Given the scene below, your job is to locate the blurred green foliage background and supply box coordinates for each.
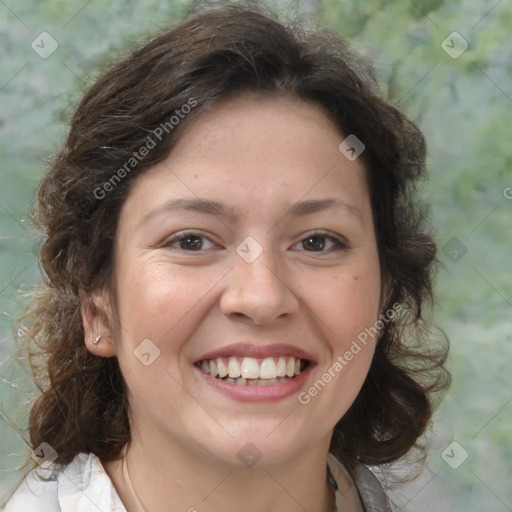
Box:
[0,0,510,510]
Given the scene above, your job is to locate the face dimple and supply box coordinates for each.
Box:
[110,93,382,467]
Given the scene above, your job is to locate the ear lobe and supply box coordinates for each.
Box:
[79,288,117,358]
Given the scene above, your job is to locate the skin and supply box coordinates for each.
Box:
[82,93,382,512]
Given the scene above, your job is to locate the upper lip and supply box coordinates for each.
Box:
[195,342,317,363]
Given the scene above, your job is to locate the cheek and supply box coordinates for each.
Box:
[300,264,381,346]
[113,259,224,353]
[299,268,380,417]
[111,261,221,414]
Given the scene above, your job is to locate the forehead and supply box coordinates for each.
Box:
[122,93,373,226]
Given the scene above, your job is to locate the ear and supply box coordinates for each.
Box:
[79,287,117,358]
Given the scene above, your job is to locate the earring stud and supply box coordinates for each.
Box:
[93,335,102,345]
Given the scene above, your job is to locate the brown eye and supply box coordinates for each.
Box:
[178,234,203,250]
[303,235,326,251]
[162,232,218,251]
[294,232,347,252]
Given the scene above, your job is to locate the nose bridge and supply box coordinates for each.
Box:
[235,237,286,296]
[220,235,298,323]
[239,247,281,290]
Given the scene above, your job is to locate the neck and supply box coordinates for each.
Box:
[106,430,336,512]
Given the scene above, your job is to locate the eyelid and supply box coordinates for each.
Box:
[290,230,349,251]
[159,230,221,250]
[158,229,348,252]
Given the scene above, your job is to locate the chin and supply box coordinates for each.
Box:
[195,426,309,470]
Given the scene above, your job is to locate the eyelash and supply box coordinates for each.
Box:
[161,230,348,253]
[162,231,219,251]
[293,231,348,252]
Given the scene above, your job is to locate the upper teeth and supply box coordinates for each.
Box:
[200,356,303,379]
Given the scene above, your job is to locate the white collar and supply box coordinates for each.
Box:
[57,452,125,511]
[51,451,390,512]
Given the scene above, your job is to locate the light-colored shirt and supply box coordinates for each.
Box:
[1,451,392,511]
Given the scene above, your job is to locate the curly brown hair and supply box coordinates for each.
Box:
[16,2,449,474]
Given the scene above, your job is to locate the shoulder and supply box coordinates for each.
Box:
[1,452,125,512]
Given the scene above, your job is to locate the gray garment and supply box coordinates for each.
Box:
[327,453,393,512]
[2,452,392,511]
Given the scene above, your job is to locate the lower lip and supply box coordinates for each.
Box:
[194,363,315,403]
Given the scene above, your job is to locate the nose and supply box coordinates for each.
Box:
[219,242,300,325]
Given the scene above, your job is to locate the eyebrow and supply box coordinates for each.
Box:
[140,197,361,225]
[286,198,361,219]
[140,198,236,226]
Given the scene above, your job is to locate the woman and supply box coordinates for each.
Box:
[2,3,449,511]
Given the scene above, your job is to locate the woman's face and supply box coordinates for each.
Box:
[104,94,382,467]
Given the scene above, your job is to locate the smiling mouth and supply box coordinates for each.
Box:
[196,356,310,386]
